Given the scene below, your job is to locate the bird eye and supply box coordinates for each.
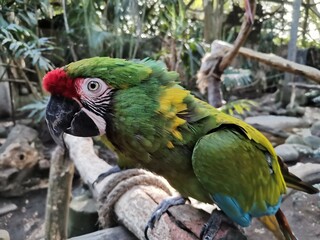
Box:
[87,81,100,91]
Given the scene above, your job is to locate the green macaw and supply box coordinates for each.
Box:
[43,57,318,240]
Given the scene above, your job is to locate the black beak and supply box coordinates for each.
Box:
[46,95,101,147]
[46,95,81,147]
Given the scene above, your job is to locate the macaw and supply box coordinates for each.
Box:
[43,57,318,240]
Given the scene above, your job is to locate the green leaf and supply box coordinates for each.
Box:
[220,99,258,117]
[19,97,49,123]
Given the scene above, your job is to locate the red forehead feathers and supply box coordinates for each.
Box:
[42,68,79,99]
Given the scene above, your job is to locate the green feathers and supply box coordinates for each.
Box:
[65,57,179,89]
[66,57,151,88]
[52,56,317,232]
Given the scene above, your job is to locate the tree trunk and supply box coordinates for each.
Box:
[301,0,310,47]
[203,0,224,43]
[0,59,12,118]
[280,0,302,107]
[203,0,214,43]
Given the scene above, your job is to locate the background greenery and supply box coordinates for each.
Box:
[0,0,319,115]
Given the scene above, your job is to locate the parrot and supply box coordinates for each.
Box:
[43,57,318,240]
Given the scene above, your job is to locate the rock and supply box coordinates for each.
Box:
[0,124,38,154]
[0,229,10,240]
[290,144,314,157]
[288,162,320,183]
[0,127,7,138]
[0,125,41,196]
[285,105,305,117]
[0,142,39,169]
[310,121,320,137]
[313,149,320,163]
[68,192,99,238]
[303,135,320,150]
[69,226,137,240]
[275,144,299,162]
[245,115,309,130]
[303,107,320,123]
[285,134,305,145]
[0,203,18,216]
[275,143,314,162]
[38,159,50,170]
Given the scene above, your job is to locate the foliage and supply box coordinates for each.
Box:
[59,0,206,88]
[0,0,55,71]
[220,99,258,116]
[64,0,166,59]
[156,0,206,88]
[0,24,55,70]
[19,96,49,122]
[1,0,319,119]
[222,67,253,92]
[305,90,320,107]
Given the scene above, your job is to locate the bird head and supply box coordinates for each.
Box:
[43,57,153,146]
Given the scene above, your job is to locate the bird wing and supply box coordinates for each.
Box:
[192,126,285,226]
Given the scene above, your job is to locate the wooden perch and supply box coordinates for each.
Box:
[214,40,320,84]
[64,134,246,240]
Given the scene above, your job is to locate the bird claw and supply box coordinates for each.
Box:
[144,195,188,240]
[200,211,222,240]
[92,165,122,187]
[200,211,243,240]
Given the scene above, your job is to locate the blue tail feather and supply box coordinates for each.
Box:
[212,194,282,227]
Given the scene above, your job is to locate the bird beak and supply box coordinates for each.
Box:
[46,95,81,147]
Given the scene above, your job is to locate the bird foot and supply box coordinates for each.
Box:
[200,211,244,240]
[144,195,188,240]
[92,165,122,186]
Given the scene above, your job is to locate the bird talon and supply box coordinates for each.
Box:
[144,196,188,240]
[200,211,224,240]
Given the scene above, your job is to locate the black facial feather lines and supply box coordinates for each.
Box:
[81,88,113,118]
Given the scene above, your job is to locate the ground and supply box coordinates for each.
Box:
[0,189,47,240]
[0,104,319,239]
[0,186,319,239]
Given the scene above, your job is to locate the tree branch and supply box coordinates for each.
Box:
[218,0,256,71]
[197,0,256,107]
[214,40,320,84]
[44,146,74,240]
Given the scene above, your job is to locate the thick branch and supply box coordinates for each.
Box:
[219,0,256,71]
[214,40,320,84]
[198,1,256,108]
[64,135,246,240]
[44,146,74,240]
